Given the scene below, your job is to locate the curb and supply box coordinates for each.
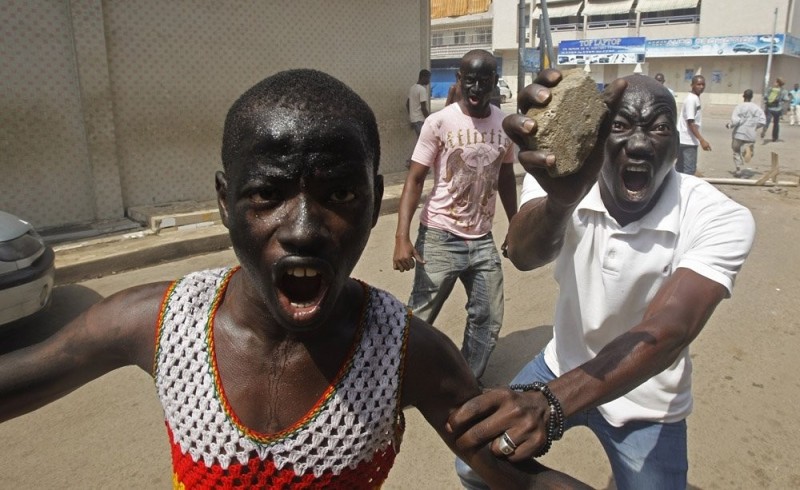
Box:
[52,166,526,284]
[54,195,411,285]
[54,226,232,285]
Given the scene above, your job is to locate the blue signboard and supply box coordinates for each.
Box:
[645,34,785,57]
[556,34,790,65]
[557,37,646,65]
[779,34,800,58]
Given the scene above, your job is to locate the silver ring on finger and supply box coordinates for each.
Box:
[496,431,518,456]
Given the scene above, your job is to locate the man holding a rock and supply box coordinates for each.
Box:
[449,71,754,489]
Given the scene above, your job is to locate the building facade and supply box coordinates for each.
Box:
[1,1,430,230]
[432,0,800,106]
[430,0,498,97]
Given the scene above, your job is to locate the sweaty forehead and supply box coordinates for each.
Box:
[618,78,676,119]
[236,105,370,164]
[461,56,495,75]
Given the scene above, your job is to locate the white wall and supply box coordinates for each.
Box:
[699,0,791,37]
[492,0,527,49]
[0,1,428,228]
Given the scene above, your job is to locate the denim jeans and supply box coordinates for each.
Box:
[455,352,688,490]
[676,144,698,175]
[765,108,782,141]
[408,225,504,379]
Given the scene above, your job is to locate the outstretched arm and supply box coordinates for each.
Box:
[448,269,726,461]
[546,269,725,414]
[451,174,756,459]
[402,316,589,489]
[0,282,167,423]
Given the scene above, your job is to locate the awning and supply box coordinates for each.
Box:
[534,0,583,18]
[635,0,700,13]
[581,0,635,16]
[431,0,491,20]
[431,11,492,26]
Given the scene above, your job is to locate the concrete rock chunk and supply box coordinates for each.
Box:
[525,69,607,177]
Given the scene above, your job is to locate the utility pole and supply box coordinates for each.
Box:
[539,0,555,69]
[518,0,526,98]
[763,7,779,97]
[519,0,555,103]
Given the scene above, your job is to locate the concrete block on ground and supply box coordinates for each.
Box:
[127,200,220,232]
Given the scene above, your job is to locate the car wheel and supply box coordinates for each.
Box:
[501,95,508,103]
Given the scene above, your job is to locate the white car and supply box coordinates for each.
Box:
[497,78,513,103]
[0,211,55,326]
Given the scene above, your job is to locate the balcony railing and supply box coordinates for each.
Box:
[640,14,699,26]
[551,23,582,31]
[542,13,699,31]
[431,42,492,59]
[587,18,635,29]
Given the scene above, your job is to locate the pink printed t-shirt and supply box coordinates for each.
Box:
[411,103,514,239]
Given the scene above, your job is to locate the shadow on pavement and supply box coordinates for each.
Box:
[482,324,554,388]
[0,285,103,355]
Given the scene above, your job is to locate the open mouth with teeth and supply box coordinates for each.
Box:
[621,164,651,199]
[277,266,328,324]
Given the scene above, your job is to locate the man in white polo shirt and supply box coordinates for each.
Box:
[450,72,755,490]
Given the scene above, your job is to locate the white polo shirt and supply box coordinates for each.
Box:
[520,170,755,426]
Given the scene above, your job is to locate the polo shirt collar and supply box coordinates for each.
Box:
[577,169,681,233]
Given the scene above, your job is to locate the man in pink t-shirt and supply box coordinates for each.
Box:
[393,49,517,379]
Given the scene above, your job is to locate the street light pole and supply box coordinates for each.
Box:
[539,0,555,68]
[518,0,526,99]
[763,7,779,97]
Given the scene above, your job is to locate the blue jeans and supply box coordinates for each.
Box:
[408,225,504,379]
[765,108,782,141]
[455,352,688,490]
[676,144,698,175]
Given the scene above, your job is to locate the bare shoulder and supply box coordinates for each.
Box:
[38,280,172,374]
[83,281,172,369]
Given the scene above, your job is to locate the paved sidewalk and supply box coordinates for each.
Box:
[48,169,418,284]
[50,167,528,284]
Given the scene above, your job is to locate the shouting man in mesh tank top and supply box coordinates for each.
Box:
[0,69,588,489]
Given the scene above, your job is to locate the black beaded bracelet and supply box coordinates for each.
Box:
[533,414,553,458]
[510,381,565,456]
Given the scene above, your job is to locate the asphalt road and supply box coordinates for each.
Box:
[1,111,800,488]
